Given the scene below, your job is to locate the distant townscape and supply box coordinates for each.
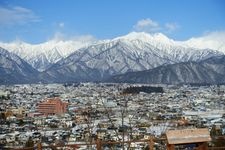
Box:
[0,83,225,149]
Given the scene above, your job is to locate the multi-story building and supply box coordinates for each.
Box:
[37,97,68,115]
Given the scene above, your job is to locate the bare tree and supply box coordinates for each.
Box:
[82,101,95,150]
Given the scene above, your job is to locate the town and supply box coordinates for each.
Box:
[0,83,225,149]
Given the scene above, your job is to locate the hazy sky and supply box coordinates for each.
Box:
[0,0,224,43]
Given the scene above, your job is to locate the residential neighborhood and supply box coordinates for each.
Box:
[0,83,225,149]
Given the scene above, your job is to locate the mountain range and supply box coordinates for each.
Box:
[0,32,225,84]
[109,55,225,84]
[0,37,95,71]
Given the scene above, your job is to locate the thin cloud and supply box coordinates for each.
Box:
[133,18,179,34]
[133,18,161,33]
[59,22,65,28]
[165,23,179,32]
[0,6,40,26]
[51,31,97,42]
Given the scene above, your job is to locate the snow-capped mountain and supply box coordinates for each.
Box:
[0,32,224,83]
[114,32,223,62]
[182,31,225,53]
[0,32,224,73]
[0,38,95,71]
[0,47,39,84]
[44,32,223,82]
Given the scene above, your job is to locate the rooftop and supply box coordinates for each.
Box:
[166,128,211,144]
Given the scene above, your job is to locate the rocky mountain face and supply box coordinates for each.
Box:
[109,55,225,84]
[0,47,40,84]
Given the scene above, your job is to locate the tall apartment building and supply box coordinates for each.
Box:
[37,97,68,115]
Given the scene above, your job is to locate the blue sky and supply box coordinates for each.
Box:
[0,0,224,43]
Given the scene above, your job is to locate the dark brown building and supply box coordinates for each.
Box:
[37,97,68,115]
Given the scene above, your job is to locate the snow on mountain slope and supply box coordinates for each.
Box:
[0,31,223,73]
[0,38,95,71]
[116,32,225,55]
[0,47,39,84]
[114,32,223,62]
[45,39,174,82]
[44,32,223,82]
[115,32,176,47]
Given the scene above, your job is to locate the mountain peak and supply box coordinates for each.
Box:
[152,32,171,42]
[116,32,152,41]
[115,32,174,46]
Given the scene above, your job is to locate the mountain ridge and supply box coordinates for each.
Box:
[0,32,225,84]
[108,55,225,84]
[1,32,224,71]
[0,47,40,84]
[43,34,223,82]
